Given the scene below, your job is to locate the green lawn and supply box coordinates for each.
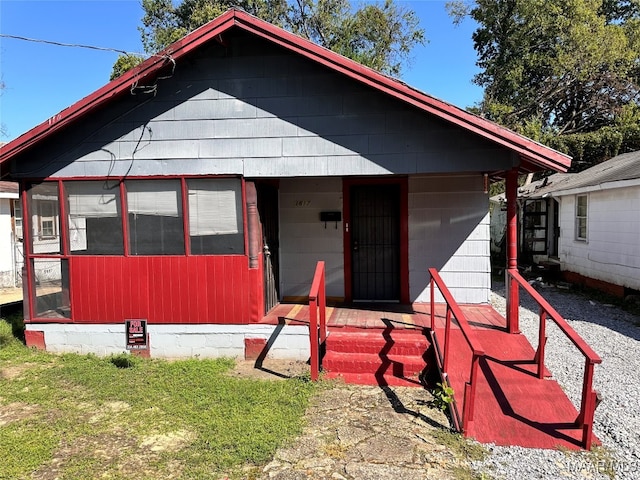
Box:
[0,317,316,480]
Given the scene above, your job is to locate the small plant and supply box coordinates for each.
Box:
[430,381,455,411]
[108,352,138,369]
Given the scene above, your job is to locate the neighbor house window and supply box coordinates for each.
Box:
[65,181,124,255]
[575,194,588,241]
[187,178,244,254]
[13,199,23,241]
[28,182,61,254]
[126,179,184,255]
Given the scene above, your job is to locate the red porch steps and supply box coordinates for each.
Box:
[322,328,430,387]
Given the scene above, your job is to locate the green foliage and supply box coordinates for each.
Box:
[0,311,24,346]
[0,319,14,347]
[0,348,317,479]
[451,0,639,169]
[109,54,145,80]
[134,0,425,77]
[430,381,455,411]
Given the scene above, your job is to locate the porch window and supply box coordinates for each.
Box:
[126,180,184,255]
[187,178,244,254]
[575,195,588,241]
[32,258,71,319]
[28,183,61,254]
[65,181,124,255]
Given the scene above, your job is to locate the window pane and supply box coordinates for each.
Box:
[577,218,587,239]
[28,183,61,254]
[127,180,184,255]
[577,196,587,216]
[13,200,23,240]
[188,178,244,254]
[66,181,124,255]
[32,258,71,319]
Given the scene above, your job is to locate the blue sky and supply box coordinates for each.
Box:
[0,0,482,142]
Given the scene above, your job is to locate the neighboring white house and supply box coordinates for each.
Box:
[0,181,21,288]
[492,151,640,296]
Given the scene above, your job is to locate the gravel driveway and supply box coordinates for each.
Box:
[473,281,640,480]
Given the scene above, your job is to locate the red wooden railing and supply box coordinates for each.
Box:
[429,268,485,433]
[508,270,602,449]
[309,261,327,381]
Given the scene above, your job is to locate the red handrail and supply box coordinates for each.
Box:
[429,268,485,433]
[508,269,602,449]
[309,261,327,381]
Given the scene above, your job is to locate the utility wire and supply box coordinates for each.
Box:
[0,33,147,57]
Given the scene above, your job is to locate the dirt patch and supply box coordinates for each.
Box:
[140,429,195,452]
[0,402,39,426]
[32,428,194,480]
[226,359,311,380]
[0,362,41,380]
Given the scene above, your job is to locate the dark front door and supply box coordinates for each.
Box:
[350,184,400,301]
[257,184,279,313]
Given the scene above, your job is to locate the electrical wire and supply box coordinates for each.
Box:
[0,33,147,58]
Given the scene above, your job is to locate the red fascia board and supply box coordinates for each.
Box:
[0,10,237,165]
[0,8,571,173]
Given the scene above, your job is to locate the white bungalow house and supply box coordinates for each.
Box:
[0,181,22,288]
[493,150,640,297]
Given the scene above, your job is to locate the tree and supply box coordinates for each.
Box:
[110,54,145,81]
[112,0,424,79]
[448,0,640,136]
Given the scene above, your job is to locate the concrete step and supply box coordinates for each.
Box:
[323,371,424,387]
[322,351,428,377]
[325,330,429,356]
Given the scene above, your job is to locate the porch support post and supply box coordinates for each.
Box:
[506,168,520,334]
[246,182,260,269]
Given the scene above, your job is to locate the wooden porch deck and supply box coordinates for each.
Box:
[261,302,594,450]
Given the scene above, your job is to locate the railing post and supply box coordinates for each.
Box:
[430,278,435,330]
[443,307,452,373]
[463,353,481,431]
[536,308,547,379]
[578,359,597,450]
[319,268,326,343]
[309,297,319,381]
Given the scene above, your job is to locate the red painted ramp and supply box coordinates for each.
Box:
[439,326,597,450]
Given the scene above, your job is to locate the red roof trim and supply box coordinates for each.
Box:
[0,8,570,172]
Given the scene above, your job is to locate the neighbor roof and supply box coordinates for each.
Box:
[0,8,571,176]
[521,150,640,198]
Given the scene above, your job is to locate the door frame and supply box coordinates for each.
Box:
[343,177,409,304]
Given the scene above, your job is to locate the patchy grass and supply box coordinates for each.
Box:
[0,321,316,480]
[431,429,487,463]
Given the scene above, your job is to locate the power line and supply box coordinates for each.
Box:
[0,33,147,57]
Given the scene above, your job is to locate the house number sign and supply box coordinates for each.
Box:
[125,319,148,350]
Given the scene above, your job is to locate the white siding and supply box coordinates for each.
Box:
[558,186,640,290]
[409,175,490,304]
[0,199,14,286]
[279,178,344,299]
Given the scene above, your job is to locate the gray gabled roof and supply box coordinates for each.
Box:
[519,150,640,199]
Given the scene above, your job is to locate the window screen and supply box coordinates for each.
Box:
[187,178,244,254]
[32,258,71,319]
[66,181,124,255]
[127,180,184,255]
[28,183,61,254]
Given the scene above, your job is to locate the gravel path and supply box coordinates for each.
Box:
[472,281,640,480]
